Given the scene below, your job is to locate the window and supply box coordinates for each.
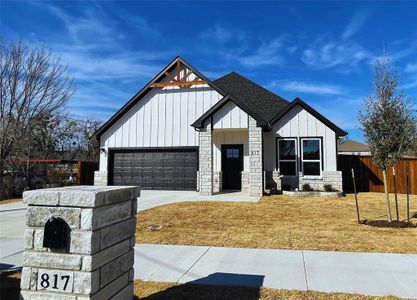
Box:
[278,139,297,176]
[301,138,321,176]
[226,148,239,159]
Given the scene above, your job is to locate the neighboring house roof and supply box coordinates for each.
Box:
[269,97,348,137]
[95,56,226,140]
[338,140,370,152]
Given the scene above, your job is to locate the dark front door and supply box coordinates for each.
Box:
[221,144,244,190]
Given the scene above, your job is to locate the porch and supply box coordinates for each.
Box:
[198,116,263,197]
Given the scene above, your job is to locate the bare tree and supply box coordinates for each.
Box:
[359,51,417,223]
[0,39,74,195]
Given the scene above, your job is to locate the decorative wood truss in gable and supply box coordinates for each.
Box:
[151,60,208,88]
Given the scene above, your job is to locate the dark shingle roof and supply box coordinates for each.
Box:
[213,72,289,123]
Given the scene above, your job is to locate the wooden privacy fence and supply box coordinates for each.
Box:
[77,161,98,185]
[338,155,417,195]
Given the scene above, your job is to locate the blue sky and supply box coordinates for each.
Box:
[2,1,417,141]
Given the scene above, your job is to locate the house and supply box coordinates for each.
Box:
[338,140,371,156]
[94,57,347,196]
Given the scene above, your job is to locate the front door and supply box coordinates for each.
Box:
[221,144,244,190]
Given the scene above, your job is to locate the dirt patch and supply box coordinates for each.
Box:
[365,220,417,228]
[0,271,21,300]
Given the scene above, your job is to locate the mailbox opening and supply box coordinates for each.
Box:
[43,217,70,250]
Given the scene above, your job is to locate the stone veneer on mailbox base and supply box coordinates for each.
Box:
[20,186,139,300]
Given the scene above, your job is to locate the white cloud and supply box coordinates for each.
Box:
[268,80,345,95]
[301,38,370,71]
[232,37,287,67]
[200,24,246,44]
[401,78,417,89]
[301,11,373,72]
[405,62,417,73]
[341,11,371,40]
[24,1,170,120]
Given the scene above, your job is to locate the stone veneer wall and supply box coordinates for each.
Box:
[213,171,222,193]
[94,171,108,186]
[199,120,213,195]
[299,171,343,191]
[20,186,139,300]
[264,170,281,194]
[241,171,250,193]
[248,117,263,197]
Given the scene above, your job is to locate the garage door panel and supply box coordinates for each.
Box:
[110,149,197,190]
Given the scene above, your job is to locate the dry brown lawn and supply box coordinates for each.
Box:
[0,198,21,205]
[136,192,417,254]
[133,280,401,300]
[0,273,402,300]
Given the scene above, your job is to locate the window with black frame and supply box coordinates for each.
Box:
[278,139,297,176]
[301,138,321,176]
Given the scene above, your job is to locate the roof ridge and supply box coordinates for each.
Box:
[214,72,289,104]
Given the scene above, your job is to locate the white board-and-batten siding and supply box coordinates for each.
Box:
[263,104,337,172]
[213,101,248,129]
[99,85,222,171]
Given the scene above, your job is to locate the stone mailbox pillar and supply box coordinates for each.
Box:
[20,186,140,300]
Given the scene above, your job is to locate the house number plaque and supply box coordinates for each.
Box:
[251,150,260,155]
[37,269,74,293]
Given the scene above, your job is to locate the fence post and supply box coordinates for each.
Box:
[393,167,399,221]
[406,166,410,223]
[352,169,361,224]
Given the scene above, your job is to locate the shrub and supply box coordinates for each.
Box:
[302,183,313,191]
[323,184,333,192]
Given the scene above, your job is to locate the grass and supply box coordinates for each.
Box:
[133,280,402,299]
[0,198,21,205]
[0,272,402,300]
[136,192,417,254]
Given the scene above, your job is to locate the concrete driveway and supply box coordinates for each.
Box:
[0,201,26,271]
[138,190,199,211]
[138,190,261,212]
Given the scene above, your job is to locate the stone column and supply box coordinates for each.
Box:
[198,120,213,195]
[94,171,108,186]
[213,171,222,194]
[248,116,263,197]
[20,186,139,300]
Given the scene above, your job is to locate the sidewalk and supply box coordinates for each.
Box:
[135,244,417,299]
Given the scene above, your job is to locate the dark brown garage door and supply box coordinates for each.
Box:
[109,148,198,190]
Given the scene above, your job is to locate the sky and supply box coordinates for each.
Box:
[1,1,417,141]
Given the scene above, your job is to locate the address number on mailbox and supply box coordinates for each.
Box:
[37,269,74,293]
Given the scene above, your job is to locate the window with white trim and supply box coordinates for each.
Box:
[278,138,297,176]
[301,138,321,176]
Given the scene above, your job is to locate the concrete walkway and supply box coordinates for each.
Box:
[135,244,417,299]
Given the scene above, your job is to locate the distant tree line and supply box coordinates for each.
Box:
[0,39,101,196]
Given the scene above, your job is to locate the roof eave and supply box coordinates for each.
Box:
[191,95,269,130]
[269,97,348,137]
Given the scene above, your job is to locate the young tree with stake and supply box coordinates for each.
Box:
[359,52,416,223]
